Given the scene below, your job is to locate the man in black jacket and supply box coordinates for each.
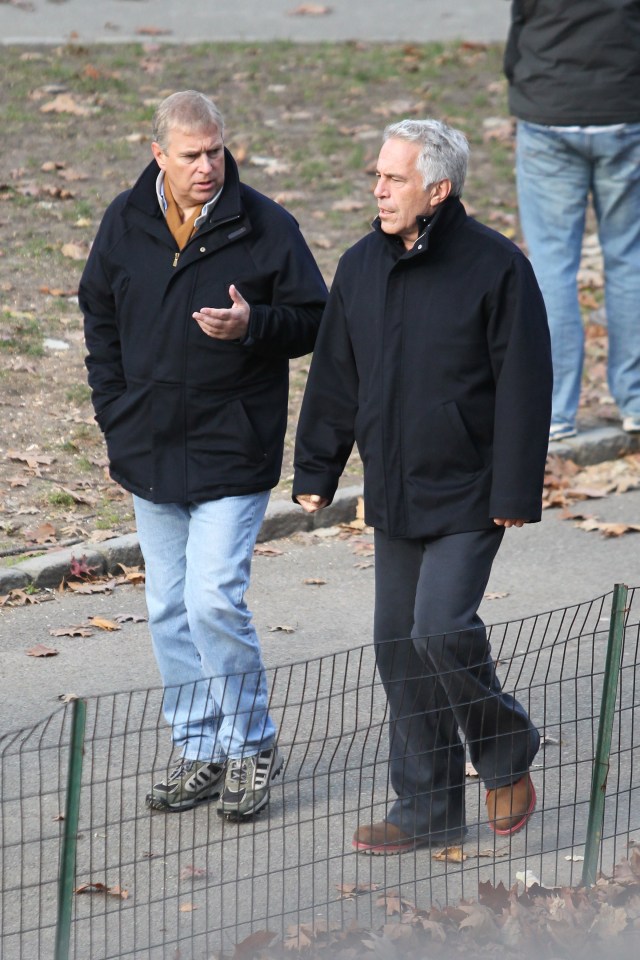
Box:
[81,90,327,818]
[294,119,552,854]
[505,0,640,441]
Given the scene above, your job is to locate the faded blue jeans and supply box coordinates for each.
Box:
[516,120,640,430]
[133,492,275,762]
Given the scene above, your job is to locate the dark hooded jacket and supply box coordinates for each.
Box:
[80,150,327,503]
[293,197,552,539]
[505,0,640,125]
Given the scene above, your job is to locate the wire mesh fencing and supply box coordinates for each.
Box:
[1,586,639,959]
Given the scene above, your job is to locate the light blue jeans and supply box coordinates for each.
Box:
[516,120,640,429]
[133,492,275,762]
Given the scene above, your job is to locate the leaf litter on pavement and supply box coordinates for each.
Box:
[544,453,640,536]
[231,846,640,958]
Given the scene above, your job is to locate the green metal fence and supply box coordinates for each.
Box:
[1,586,638,959]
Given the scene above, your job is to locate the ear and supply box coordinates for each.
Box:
[151,140,166,170]
[429,178,453,207]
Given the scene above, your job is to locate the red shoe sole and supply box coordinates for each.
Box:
[488,775,537,836]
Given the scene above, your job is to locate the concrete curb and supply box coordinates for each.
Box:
[0,485,364,593]
[1,427,638,594]
[546,425,640,466]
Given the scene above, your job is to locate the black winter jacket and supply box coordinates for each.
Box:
[293,198,552,539]
[81,151,327,503]
[505,0,640,125]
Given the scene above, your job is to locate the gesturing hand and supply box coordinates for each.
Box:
[193,284,250,341]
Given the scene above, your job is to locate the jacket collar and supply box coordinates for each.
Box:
[373,195,466,257]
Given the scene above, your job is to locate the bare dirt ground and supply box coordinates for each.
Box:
[0,40,611,563]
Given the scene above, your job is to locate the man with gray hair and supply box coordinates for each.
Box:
[81,90,327,819]
[294,119,552,853]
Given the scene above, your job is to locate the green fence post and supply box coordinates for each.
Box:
[54,697,87,960]
[582,583,628,887]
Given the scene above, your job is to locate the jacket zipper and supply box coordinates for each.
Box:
[171,213,242,269]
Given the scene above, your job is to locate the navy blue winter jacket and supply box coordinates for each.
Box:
[81,150,327,503]
[293,197,552,539]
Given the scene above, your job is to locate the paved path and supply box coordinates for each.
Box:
[1,0,510,44]
[2,483,640,733]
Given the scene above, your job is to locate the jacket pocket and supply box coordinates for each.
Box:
[100,386,153,490]
[408,400,484,483]
[187,393,268,482]
[441,401,484,475]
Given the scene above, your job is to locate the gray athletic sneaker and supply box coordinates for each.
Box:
[146,758,226,812]
[217,746,284,820]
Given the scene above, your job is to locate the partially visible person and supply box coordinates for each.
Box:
[293,118,552,854]
[505,0,640,441]
[80,90,327,819]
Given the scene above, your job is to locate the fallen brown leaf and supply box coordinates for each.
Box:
[8,450,55,472]
[65,579,117,594]
[24,521,57,544]
[575,517,640,537]
[88,616,121,632]
[179,865,208,881]
[351,539,375,556]
[233,930,278,959]
[0,589,43,607]
[433,845,467,863]
[375,891,415,915]
[58,168,88,182]
[88,529,117,542]
[117,563,145,584]
[26,644,59,658]
[40,93,97,117]
[337,881,379,899]
[254,544,284,556]
[49,626,94,638]
[61,242,89,261]
[135,26,173,36]
[284,926,313,951]
[39,285,78,297]
[288,3,333,15]
[75,882,129,899]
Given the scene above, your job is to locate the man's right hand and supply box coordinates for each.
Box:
[296,494,329,514]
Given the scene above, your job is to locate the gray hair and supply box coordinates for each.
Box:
[383,119,469,197]
[152,90,225,153]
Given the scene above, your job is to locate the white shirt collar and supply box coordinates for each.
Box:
[155,171,223,228]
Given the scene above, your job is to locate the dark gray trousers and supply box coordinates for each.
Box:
[373,527,540,841]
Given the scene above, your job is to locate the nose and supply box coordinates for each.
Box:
[198,151,214,173]
[374,177,386,199]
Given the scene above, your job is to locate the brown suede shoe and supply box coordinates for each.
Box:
[352,820,420,855]
[486,774,536,835]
